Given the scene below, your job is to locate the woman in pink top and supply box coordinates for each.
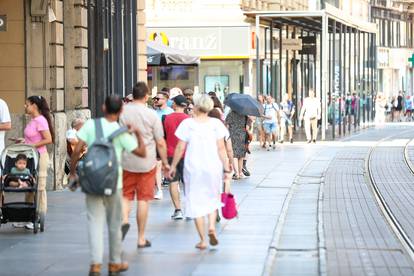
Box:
[16,96,53,229]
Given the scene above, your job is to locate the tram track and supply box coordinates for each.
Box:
[366,129,414,266]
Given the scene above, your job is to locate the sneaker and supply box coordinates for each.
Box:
[279,140,284,144]
[313,139,316,143]
[242,166,250,177]
[154,189,163,200]
[171,210,184,220]
[162,178,170,187]
[307,140,312,144]
[272,144,276,150]
[12,222,26,228]
[290,138,293,144]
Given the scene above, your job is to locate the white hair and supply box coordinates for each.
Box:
[193,94,214,113]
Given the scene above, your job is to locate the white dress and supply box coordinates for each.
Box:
[175,118,229,218]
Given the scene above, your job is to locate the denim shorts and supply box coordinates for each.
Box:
[263,122,278,134]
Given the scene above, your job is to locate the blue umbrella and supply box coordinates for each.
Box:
[224,93,264,117]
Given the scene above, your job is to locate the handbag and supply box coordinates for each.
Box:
[221,192,238,220]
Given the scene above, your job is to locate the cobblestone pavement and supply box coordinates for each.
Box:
[3,124,414,276]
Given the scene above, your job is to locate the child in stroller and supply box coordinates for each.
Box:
[4,154,33,189]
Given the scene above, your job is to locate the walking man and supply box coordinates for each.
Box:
[262,96,280,150]
[163,95,189,220]
[69,95,146,276]
[154,91,174,199]
[120,82,170,248]
[0,98,11,154]
[299,90,321,143]
[279,94,295,143]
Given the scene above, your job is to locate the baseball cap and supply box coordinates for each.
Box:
[173,95,188,107]
[170,87,183,99]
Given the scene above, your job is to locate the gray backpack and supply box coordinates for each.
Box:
[78,119,128,195]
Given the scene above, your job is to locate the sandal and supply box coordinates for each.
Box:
[232,174,239,180]
[208,231,219,246]
[137,240,151,248]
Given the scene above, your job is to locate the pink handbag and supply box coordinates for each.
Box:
[221,192,238,220]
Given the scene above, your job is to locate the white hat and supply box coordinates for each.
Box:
[169,87,183,99]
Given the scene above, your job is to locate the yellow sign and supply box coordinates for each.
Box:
[149,32,169,46]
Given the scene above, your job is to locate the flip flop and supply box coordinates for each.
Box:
[137,240,151,248]
[208,232,219,246]
[195,242,207,250]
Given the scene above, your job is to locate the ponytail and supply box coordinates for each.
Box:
[27,96,55,143]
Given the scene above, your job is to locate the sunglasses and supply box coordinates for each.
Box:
[153,97,164,101]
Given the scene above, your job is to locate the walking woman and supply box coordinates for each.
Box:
[225,110,248,180]
[168,94,231,250]
[19,96,53,229]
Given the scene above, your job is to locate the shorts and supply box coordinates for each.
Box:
[123,167,156,201]
[263,122,278,134]
[281,117,293,127]
[168,157,184,183]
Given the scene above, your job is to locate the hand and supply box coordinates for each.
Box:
[68,174,79,192]
[162,162,171,176]
[167,167,176,180]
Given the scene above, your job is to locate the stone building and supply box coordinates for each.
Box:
[0,0,147,189]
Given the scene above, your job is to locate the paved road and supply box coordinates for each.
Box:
[0,142,321,276]
[3,124,414,276]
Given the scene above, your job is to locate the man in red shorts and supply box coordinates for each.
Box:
[120,82,169,248]
[163,95,189,220]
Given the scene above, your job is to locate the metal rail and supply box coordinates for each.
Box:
[365,131,414,265]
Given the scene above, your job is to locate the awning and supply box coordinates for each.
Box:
[147,41,200,66]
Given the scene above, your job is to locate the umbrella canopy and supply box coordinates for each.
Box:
[147,41,200,66]
[224,93,264,117]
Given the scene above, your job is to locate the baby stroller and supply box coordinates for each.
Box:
[0,144,44,233]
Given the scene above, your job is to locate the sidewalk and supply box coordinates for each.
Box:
[0,142,322,276]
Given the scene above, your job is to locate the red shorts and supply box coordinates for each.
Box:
[123,168,156,201]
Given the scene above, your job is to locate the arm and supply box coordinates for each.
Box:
[156,138,169,170]
[217,138,230,172]
[225,138,234,171]
[299,101,306,120]
[317,101,321,119]
[171,140,186,169]
[131,129,146,157]
[0,122,11,131]
[32,130,53,148]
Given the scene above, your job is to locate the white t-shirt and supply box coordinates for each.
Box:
[0,99,11,154]
[263,103,279,124]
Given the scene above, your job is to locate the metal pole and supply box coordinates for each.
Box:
[339,23,342,136]
[256,15,260,96]
[264,28,268,94]
[286,25,289,102]
[321,15,328,140]
[279,26,283,102]
[270,24,274,97]
[301,29,304,125]
[332,20,336,140]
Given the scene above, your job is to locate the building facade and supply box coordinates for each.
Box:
[146,0,308,99]
[371,0,414,98]
[0,0,146,189]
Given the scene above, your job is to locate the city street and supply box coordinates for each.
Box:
[1,124,414,275]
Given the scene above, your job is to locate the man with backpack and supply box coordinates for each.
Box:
[69,95,146,276]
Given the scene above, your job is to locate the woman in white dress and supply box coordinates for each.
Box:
[168,94,232,250]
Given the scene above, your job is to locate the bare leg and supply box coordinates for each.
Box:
[238,158,243,178]
[233,158,239,177]
[194,217,207,249]
[288,126,293,140]
[122,197,131,225]
[156,161,162,192]
[137,200,149,245]
[169,181,181,210]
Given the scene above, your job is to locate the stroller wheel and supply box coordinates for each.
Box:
[39,212,45,233]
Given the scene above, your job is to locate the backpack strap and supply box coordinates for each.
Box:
[95,119,104,140]
[107,126,129,142]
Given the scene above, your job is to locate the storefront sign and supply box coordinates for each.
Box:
[274,38,303,51]
[147,26,250,58]
[0,15,7,32]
